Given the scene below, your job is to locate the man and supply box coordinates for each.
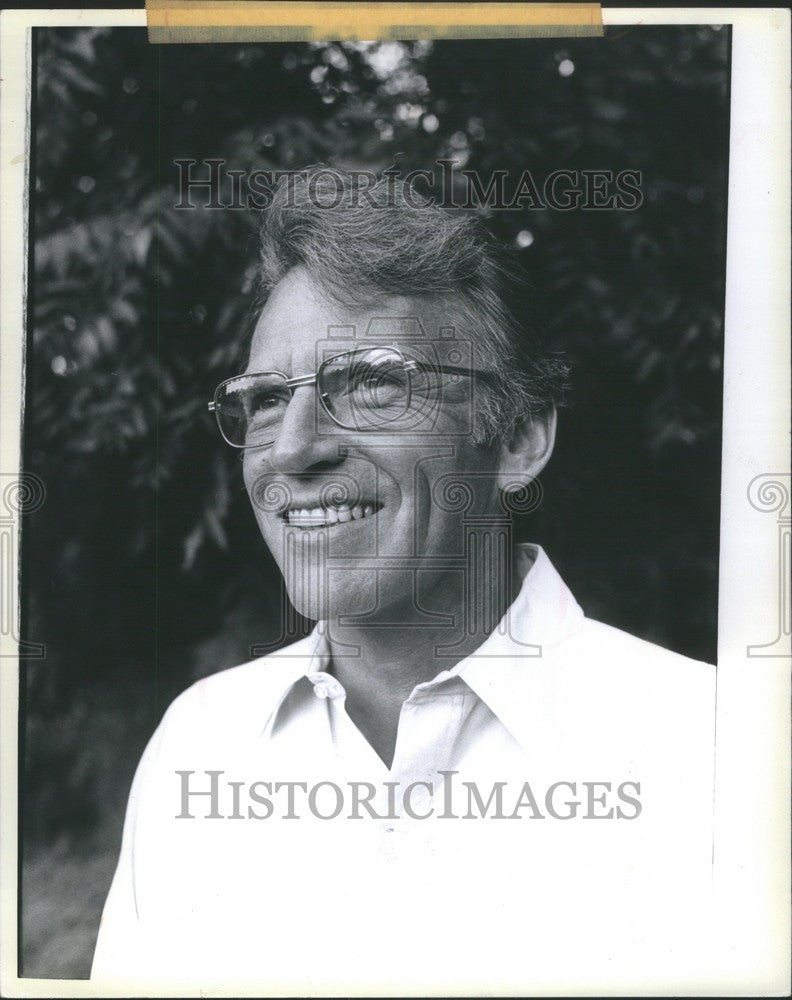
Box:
[92,169,717,993]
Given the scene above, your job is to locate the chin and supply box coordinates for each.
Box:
[283,573,373,623]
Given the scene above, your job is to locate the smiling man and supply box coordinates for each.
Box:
[92,169,718,993]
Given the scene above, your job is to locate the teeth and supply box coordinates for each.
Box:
[291,510,323,525]
[284,503,379,528]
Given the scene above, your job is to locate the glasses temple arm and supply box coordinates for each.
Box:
[407,361,498,385]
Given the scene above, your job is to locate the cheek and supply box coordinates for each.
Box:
[419,446,501,524]
[243,461,282,527]
[242,460,258,507]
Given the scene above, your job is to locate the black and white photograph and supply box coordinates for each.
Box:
[0,3,789,996]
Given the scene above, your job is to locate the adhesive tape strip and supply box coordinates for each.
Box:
[146,1,604,44]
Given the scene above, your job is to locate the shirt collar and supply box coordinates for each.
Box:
[454,544,585,752]
[265,544,585,750]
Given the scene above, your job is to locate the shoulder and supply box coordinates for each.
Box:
[567,615,716,732]
[579,616,714,677]
[155,633,315,748]
[521,545,714,698]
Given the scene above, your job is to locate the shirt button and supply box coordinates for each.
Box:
[313,678,343,699]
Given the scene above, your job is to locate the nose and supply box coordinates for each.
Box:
[265,385,342,474]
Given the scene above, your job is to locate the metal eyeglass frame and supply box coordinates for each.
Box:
[207,347,497,449]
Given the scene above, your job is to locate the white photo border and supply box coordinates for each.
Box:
[0,6,789,997]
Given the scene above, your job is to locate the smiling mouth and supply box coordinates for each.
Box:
[280,502,382,530]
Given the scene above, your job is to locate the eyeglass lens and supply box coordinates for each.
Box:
[318,348,411,430]
[216,348,413,447]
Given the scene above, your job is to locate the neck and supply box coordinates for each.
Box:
[324,545,524,766]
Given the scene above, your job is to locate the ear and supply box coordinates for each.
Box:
[496,407,557,492]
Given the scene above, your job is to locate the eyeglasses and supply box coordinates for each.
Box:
[208,346,495,449]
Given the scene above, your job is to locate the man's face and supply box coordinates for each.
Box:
[242,266,507,622]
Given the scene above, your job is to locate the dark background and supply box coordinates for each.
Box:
[21,25,729,977]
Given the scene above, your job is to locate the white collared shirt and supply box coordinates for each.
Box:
[92,546,717,995]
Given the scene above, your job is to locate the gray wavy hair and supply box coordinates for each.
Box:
[256,165,570,445]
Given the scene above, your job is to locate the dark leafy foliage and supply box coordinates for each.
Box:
[23,27,728,855]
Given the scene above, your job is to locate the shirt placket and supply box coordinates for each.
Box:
[305,669,470,862]
[377,684,467,862]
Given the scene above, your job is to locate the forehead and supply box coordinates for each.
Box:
[247,266,462,373]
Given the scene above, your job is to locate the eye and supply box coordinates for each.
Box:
[346,366,406,408]
[251,391,283,411]
[354,367,400,389]
[242,384,289,424]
